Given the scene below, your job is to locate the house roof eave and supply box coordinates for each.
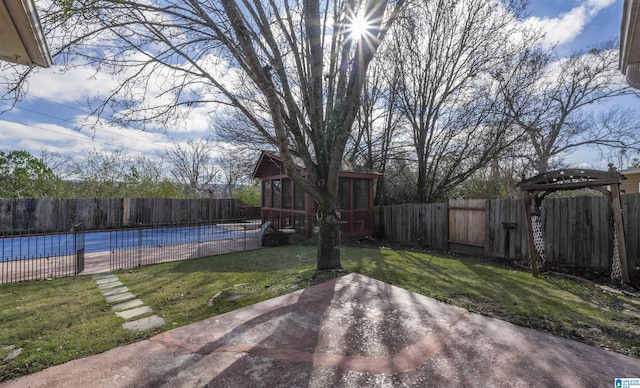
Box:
[620,0,640,88]
[0,0,52,68]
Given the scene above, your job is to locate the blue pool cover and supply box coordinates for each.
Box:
[1,224,244,262]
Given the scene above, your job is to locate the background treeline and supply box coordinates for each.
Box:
[0,146,260,205]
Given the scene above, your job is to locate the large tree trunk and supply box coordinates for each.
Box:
[535,158,549,175]
[417,155,428,203]
[374,176,386,206]
[316,201,342,270]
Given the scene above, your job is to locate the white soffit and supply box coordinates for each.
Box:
[0,0,52,67]
[621,0,640,88]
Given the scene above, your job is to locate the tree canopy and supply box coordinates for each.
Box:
[12,0,405,269]
[0,150,61,198]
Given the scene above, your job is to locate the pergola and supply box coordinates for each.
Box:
[518,165,631,284]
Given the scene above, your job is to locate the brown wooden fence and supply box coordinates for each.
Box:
[380,203,448,250]
[378,194,640,274]
[448,199,486,256]
[0,198,242,232]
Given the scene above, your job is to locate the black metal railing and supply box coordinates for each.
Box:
[0,223,84,284]
[0,219,261,284]
[108,219,260,271]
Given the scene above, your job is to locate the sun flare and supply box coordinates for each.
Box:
[348,10,372,41]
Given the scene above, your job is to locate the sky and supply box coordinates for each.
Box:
[0,0,631,171]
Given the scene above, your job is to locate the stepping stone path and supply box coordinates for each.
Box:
[92,274,165,331]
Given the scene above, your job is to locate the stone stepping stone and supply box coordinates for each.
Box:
[92,274,165,331]
[98,280,123,289]
[96,277,119,286]
[92,274,116,280]
[101,286,129,297]
[116,306,152,320]
[122,315,165,331]
[111,299,144,311]
[106,292,135,303]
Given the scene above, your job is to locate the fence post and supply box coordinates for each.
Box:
[137,226,142,267]
[611,184,630,283]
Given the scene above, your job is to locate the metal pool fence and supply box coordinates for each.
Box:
[0,219,262,284]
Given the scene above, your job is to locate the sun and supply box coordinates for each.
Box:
[348,10,372,41]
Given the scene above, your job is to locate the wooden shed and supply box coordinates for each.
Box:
[251,151,380,239]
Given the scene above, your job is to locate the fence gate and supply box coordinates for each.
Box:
[448,199,486,255]
[74,225,85,274]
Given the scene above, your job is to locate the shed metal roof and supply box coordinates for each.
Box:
[252,151,381,179]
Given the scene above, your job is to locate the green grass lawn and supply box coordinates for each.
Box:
[1,245,639,381]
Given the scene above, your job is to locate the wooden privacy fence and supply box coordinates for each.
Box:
[380,203,448,250]
[448,199,486,256]
[378,194,640,272]
[0,198,241,232]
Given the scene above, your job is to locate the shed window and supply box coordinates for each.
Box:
[262,180,271,207]
[272,179,281,208]
[283,178,292,209]
[339,178,351,210]
[354,179,369,209]
[294,184,305,210]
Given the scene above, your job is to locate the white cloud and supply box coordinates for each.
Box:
[586,0,616,8]
[0,118,173,158]
[23,65,120,104]
[523,0,616,47]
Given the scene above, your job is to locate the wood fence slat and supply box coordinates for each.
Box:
[624,195,639,267]
[378,193,639,275]
[0,198,241,232]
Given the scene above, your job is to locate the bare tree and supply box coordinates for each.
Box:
[164,139,219,197]
[495,40,640,174]
[39,148,73,179]
[129,155,165,184]
[68,146,131,197]
[216,148,256,198]
[124,154,183,197]
[346,50,404,205]
[389,0,530,203]
[8,0,404,269]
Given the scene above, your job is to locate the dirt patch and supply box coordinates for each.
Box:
[208,284,253,306]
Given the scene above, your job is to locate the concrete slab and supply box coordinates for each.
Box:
[100,286,129,297]
[116,306,153,320]
[2,273,639,388]
[111,299,144,311]
[105,292,135,304]
[97,280,123,289]
[122,315,165,331]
